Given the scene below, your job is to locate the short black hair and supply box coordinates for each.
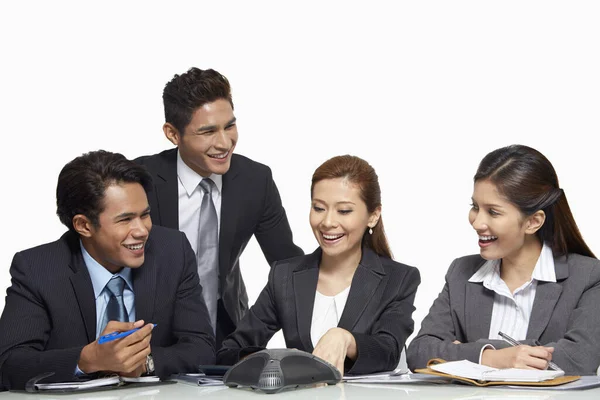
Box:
[56,150,153,231]
[163,67,233,134]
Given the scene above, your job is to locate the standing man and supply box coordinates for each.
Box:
[0,151,214,390]
[135,68,303,346]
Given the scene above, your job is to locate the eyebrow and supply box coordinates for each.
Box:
[312,199,356,206]
[196,117,237,133]
[114,206,151,220]
[471,198,504,208]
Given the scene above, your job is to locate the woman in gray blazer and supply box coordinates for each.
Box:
[407,144,599,375]
[217,155,420,375]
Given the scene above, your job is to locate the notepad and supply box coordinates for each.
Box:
[430,360,564,382]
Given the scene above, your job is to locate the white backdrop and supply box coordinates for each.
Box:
[1,1,599,349]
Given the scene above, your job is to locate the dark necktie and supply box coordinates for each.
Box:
[99,276,128,335]
[197,178,219,333]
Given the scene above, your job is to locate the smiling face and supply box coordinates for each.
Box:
[310,178,380,261]
[79,182,152,273]
[469,179,539,261]
[165,98,238,177]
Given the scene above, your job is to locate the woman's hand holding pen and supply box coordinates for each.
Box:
[78,320,154,376]
[482,345,554,370]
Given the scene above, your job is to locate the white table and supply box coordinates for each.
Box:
[1,381,600,400]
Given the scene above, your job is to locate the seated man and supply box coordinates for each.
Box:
[0,150,215,390]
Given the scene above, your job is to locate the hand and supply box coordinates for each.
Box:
[312,328,356,376]
[453,340,462,344]
[119,362,147,378]
[79,320,154,375]
[482,345,554,370]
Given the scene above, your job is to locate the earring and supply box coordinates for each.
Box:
[369,227,373,235]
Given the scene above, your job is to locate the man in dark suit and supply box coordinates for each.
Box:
[0,151,215,390]
[135,68,303,346]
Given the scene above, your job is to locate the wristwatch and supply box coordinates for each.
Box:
[145,354,155,375]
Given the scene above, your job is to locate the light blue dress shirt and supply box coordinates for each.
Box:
[76,241,136,375]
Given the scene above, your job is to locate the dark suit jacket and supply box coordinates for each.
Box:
[407,253,600,375]
[0,226,215,390]
[135,149,303,329]
[216,247,421,375]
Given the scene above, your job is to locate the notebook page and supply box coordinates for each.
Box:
[430,360,497,380]
[430,360,565,382]
[483,368,564,382]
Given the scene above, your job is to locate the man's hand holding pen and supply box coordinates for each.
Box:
[78,320,154,377]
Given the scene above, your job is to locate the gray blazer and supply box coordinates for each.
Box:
[407,253,600,375]
[217,247,421,375]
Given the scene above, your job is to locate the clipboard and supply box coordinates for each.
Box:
[414,358,581,387]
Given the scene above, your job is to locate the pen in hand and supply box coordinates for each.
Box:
[98,324,157,344]
[497,331,562,371]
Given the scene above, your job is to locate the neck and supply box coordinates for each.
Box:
[319,247,362,277]
[500,237,543,283]
[81,237,123,274]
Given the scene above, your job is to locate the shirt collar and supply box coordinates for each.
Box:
[176,149,223,197]
[80,241,134,299]
[468,242,557,284]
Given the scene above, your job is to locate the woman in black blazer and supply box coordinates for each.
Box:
[217,155,420,375]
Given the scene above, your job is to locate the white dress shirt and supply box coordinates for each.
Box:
[310,286,351,348]
[176,150,223,255]
[469,242,557,342]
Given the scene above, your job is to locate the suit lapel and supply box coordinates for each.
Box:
[526,255,568,340]
[154,150,179,230]
[465,281,495,341]
[67,235,97,342]
[338,249,384,331]
[293,251,320,351]
[218,158,240,285]
[132,237,158,322]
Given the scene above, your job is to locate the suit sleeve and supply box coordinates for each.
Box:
[0,252,84,390]
[406,259,491,370]
[347,267,421,374]
[216,264,281,365]
[255,168,304,264]
[151,235,216,377]
[541,265,600,375]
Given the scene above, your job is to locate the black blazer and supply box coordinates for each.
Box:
[135,149,303,328]
[216,247,421,375]
[0,226,215,390]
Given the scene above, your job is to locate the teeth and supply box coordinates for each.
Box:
[478,235,498,241]
[323,233,343,240]
[125,243,144,250]
[209,151,229,159]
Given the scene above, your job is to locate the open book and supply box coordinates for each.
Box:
[26,373,166,393]
[414,359,579,387]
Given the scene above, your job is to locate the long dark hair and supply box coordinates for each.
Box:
[311,155,393,259]
[474,145,595,258]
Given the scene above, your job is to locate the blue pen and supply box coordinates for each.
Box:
[98,324,157,344]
